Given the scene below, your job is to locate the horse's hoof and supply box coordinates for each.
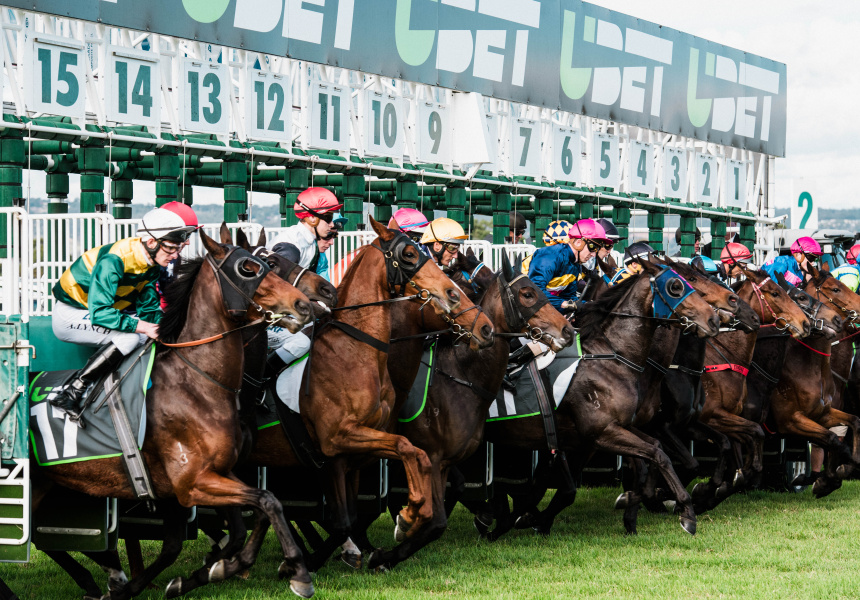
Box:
[473,513,492,537]
[715,481,731,499]
[394,513,412,542]
[289,580,315,599]
[836,464,854,479]
[532,525,552,536]
[209,559,229,583]
[367,549,390,573]
[680,517,697,536]
[812,478,841,499]
[614,491,634,509]
[237,569,251,580]
[733,469,745,488]
[165,577,183,599]
[514,512,536,529]
[340,551,362,570]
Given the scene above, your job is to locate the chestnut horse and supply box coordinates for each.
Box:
[32,229,317,599]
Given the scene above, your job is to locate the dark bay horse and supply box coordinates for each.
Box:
[344,252,574,570]
[32,229,317,599]
[202,219,495,581]
[471,259,721,539]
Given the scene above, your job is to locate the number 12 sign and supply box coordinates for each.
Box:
[246,70,292,143]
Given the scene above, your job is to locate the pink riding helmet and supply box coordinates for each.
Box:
[568,218,610,243]
[847,244,860,265]
[790,236,822,256]
[389,208,429,233]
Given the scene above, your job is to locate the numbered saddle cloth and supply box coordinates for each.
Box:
[28,346,156,466]
[398,341,437,423]
[487,334,582,421]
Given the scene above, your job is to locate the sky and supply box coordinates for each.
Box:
[589,0,860,209]
[21,1,859,211]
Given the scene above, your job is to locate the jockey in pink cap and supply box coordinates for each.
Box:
[762,236,822,287]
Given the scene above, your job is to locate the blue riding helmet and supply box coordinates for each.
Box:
[691,255,718,274]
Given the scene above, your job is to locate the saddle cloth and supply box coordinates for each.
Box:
[28,345,156,466]
[487,334,582,421]
[398,341,437,423]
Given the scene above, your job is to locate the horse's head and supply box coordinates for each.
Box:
[736,267,811,339]
[369,217,494,350]
[235,228,338,316]
[638,258,719,338]
[457,248,496,301]
[797,266,848,340]
[662,257,759,332]
[204,226,312,334]
[493,251,574,352]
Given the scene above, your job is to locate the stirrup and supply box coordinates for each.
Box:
[64,407,87,429]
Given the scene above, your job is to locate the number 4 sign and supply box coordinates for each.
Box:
[627,141,655,196]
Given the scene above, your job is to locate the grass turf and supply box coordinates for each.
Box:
[4,482,860,599]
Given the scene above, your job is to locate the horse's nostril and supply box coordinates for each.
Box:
[446,288,460,304]
[481,324,493,339]
[296,300,311,317]
[562,326,573,342]
[803,321,811,335]
[729,295,738,304]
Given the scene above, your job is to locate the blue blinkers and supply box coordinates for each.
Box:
[651,267,695,319]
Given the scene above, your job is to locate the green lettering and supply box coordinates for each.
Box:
[182,0,230,24]
[687,48,712,128]
[395,0,435,67]
[560,11,591,101]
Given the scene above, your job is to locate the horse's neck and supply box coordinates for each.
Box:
[335,255,391,344]
[598,279,659,363]
[706,329,756,366]
[669,330,702,367]
[737,281,769,324]
[451,277,510,385]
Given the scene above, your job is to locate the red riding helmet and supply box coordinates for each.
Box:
[720,242,753,264]
[293,187,343,219]
[160,201,199,228]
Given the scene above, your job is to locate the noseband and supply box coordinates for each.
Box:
[207,246,282,323]
[497,270,550,342]
[749,277,807,334]
[814,282,859,322]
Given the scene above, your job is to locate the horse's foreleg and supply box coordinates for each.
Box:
[41,550,104,599]
[175,472,312,598]
[819,408,860,468]
[594,423,696,536]
[326,426,433,539]
[705,410,764,487]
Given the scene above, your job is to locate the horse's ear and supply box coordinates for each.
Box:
[638,255,661,274]
[219,222,233,245]
[821,261,831,273]
[370,216,395,241]
[257,228,267,247]
[515,253,525,274]
[775,271,790,291]
[201,229,226,258]
[466,247,475,258]
[501,250,515,281]
[235,227,251,250]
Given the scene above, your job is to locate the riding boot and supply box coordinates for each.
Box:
[49,343,126,416]
[264,350,289,380]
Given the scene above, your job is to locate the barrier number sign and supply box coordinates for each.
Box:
[662,147,688,200]
[724,159,747,209]
[309,81,350,152]
[28,35,84,119]
[628,141,655,196]
[246,70,292,143]
[695,154,719,204]
[510,118,541,178]
[416,102,451,165]
[552,125,581,184]
[180,59,229,135]
[364,91,404,161]
[592,133,619,190]
[106,47,160,128]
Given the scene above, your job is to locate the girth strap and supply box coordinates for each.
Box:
[669,364,705,377]
[703,363,750,376]
[433,368,497,403]
[646,358,668,375]
[525,360,576,491]
[581,352,645,373]
[325,321,390,354]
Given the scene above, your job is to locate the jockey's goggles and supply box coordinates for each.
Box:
[405,231,424,243]
[442,242,461,253]
[600,241,615,250]
[159,240,183,256]
[298,201,336,223]
[584,240,601,252]
[804,252,820,263]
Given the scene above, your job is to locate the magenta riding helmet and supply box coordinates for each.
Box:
[790,236,822,256]
[389,208,429,234]
[568,218,610,243]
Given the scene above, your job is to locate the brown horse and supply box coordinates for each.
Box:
[33,228,318,599]
[342,252,573,570]
[201,219,494,581]
[472,259,720,539]
[696,267,813,504]
[770,266,860,497]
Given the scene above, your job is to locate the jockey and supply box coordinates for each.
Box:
[266,242,314,365]
[831,261,860,293]
[421,217,468,271]
[609,241,654,286]
[521,220,571,274]
[330,208,428,287]
[49,206,198,415]
[508,211,527,244]
[673,227,702,257]
[527,218,607,312]
[762,236,822,287]
[268,187,343,269]
[720,242,754,281]
[846,244,860,266]
[310,212,347,281]
[156,201,200,304]
[691,254,720,277]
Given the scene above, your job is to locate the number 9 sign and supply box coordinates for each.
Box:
[180,59,229,135]
[416,102,451,165]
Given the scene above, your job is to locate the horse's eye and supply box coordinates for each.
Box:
[770,291,779,298]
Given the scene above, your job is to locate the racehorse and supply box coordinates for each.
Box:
[201,218,494,582]
[694,267,813,508]
[768,266,860,497]
[469,259,721,539]
[344,252,574,570]
[32,228,318,599]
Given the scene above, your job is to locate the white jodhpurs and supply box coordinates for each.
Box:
[267,324,312,364]
[52,301,147,356]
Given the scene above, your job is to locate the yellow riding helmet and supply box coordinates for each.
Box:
[420,217,468,245]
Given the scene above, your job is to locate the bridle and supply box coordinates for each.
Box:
[496,269,550,343]
[747,276,806,335]
[252,246,310,290]
[813,279,859,322]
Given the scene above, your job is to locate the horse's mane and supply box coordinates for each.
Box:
[158,256,205,344]
[575,273,639,339]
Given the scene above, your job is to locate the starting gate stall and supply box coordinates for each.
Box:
[0,0,788,582]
